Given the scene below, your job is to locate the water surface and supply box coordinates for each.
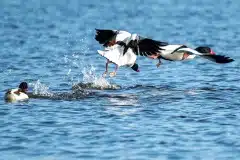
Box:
[0,0,240,159]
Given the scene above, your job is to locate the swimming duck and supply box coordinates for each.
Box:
[4,82,29,102]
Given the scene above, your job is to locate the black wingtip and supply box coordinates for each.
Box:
[226,58,234,63]
[207,55,234,64]
[216,56,234,64]
[94,29,116,46]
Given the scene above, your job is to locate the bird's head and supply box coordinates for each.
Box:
[195,46,215,55]
[19,82,28,93]
[131,63,140,72]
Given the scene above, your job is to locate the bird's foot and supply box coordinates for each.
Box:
[109,72,117,77]
[156,62,161,68]
[102,71,108,77]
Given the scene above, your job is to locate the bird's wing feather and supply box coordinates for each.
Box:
[200,55,234,63]
[136,37,168,57]
[95,29,118,47]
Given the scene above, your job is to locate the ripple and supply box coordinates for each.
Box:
[0,145,26,151]
[72,82,121,90]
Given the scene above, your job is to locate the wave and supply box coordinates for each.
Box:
[72,82,121,90]
[25,62,239,101]
[27,79,239,101]
[28,76,121,101]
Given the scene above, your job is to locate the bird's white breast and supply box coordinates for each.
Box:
[98,45,136,67]
[4,89,29,102]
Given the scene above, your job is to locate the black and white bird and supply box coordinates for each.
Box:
[95,29,168,77]
[95,29,234,76]
[152,45,234,67]
[4,82,29,102]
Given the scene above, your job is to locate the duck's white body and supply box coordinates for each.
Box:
[158,45,234,64]
[98,45,137,67]
[97,30,137,67]
[159,45,196,61]
[4,88,29,102]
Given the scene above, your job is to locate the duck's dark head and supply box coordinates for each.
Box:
[19,82,28,93]
[131,63,140,72]
[195,46,215,55]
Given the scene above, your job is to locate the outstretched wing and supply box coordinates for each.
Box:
[136,38,169,57]
[95,29,118,47]
[201,55,234,63]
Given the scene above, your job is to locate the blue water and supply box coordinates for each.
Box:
[1,0,240,159]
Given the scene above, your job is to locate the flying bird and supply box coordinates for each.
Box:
[150,45,234,67]
[95,29,168,77]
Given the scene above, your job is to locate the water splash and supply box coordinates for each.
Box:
[28,80,91,100]
[82,65,110,86]
[62,46,120,90]
[72,65,121,90]
[29,80,53,96]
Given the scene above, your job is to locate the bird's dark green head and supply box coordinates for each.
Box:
[131,63,140,72]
